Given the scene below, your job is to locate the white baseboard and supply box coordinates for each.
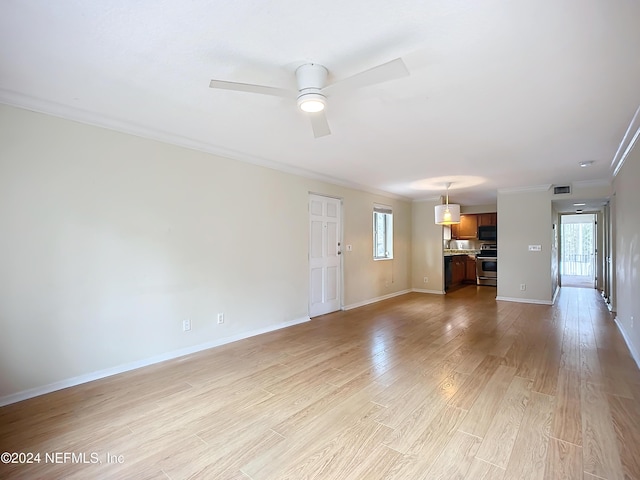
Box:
[552,285,560,304]
[343,289,412,311]
[614,316,640,370]
[496,296,553,305]
[0,316,310,407]
[412,288,445,295]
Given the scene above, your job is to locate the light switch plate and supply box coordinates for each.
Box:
[528,245,542,252]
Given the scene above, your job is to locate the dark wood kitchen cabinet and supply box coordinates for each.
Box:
[465,256,477,283]
[478,213,497,226]
[446,254,476,290]
[451,212,497,239]
[451,255,466,285]
[450,214,478,239]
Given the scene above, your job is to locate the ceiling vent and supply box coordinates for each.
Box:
[553,185,572,195]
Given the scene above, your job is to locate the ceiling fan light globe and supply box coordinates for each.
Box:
[297,92,326,113]
[300,100,325,113]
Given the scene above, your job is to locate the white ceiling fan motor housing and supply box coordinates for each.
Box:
[296,63,328,112]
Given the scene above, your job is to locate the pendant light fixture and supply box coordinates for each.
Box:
[434,182,461,225]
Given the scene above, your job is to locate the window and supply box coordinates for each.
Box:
[373,204,393,260]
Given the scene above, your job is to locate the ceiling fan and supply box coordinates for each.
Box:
[209,58,410,138]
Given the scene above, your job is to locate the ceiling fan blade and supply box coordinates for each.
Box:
[309,111,331,138]
[209,79,293,98]
[323,58,409,95]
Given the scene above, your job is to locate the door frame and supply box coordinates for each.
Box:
[559,212,597,288]
[308,192,344,317]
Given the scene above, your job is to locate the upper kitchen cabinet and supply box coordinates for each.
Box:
[451,212,497,239]
[451,214,478,239]
[478,213,497,226]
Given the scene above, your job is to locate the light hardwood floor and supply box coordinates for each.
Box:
[1,287,639,479]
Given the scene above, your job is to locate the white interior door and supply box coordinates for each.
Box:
[309,194,342,317]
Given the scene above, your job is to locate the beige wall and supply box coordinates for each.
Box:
[497,189,554,303]
[411,200,445,293]
[460,204,497,214]
[0,105,412,402]
[613,143,640,365]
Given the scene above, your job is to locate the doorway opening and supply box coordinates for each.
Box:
[560,213,596,288]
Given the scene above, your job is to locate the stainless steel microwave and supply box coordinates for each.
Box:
[478,225,497,241]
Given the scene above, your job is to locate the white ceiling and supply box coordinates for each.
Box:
[2,0,639,205]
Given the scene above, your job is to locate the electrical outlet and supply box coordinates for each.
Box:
[182,319,191,332]
[520,284,526,291]
[423,277,429,283]
[217,313,224,324]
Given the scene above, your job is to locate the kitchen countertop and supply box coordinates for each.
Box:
[444,249,480,257]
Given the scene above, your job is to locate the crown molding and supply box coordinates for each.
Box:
[0,89,411,203]
[611,104,640,177]
[572,179,612,189]
[498,184,552,194]
[412,195,442,203]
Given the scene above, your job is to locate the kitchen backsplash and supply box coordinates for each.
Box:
[445,239,483,250]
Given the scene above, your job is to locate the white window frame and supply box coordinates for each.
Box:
[373,204,393,260]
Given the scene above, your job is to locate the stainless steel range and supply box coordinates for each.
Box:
[476,243,497,286]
